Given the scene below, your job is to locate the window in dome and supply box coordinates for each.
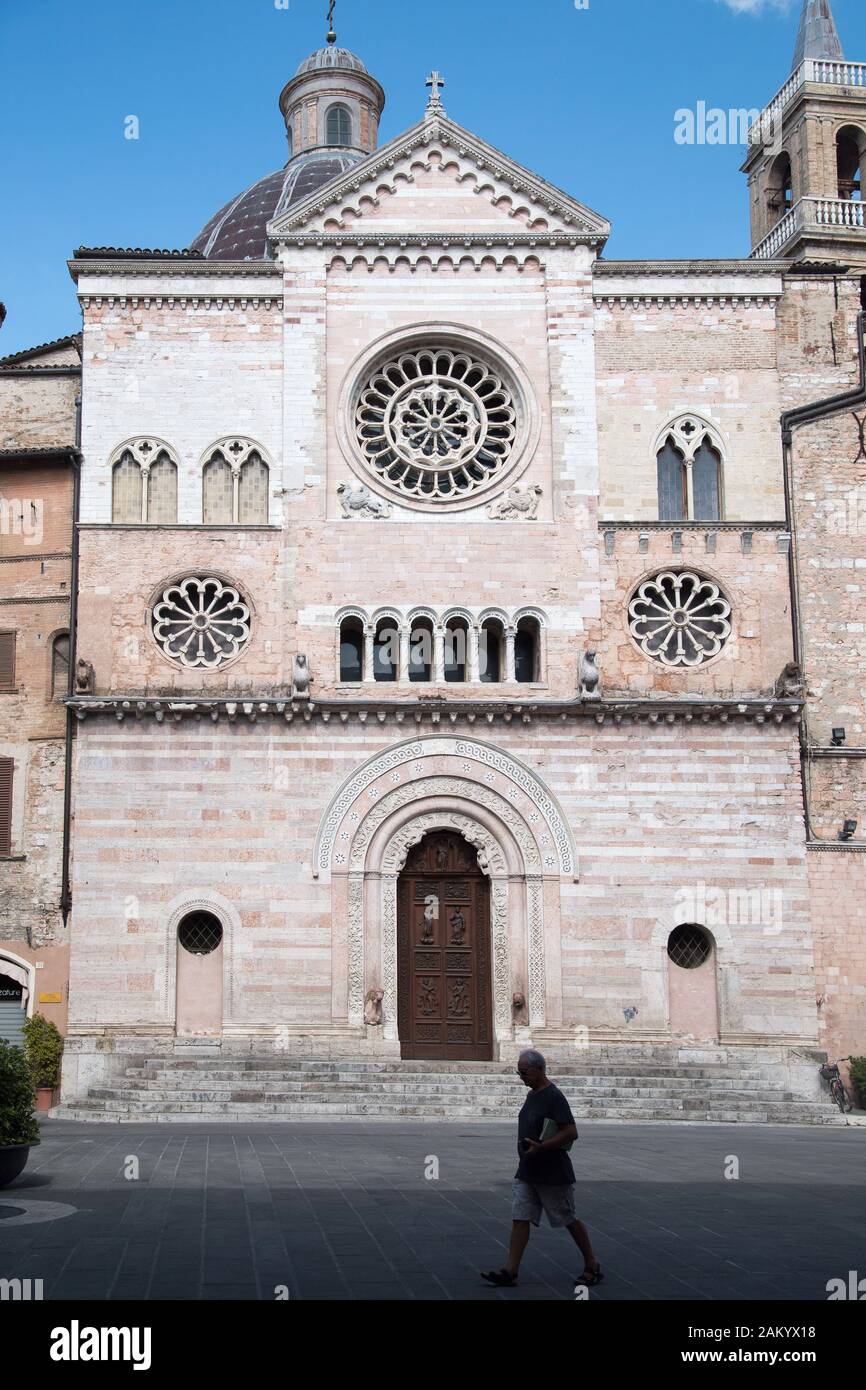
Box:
[326,104,352,146]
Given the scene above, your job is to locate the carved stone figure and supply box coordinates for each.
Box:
[337,481,392,519]
[486,484,542,521]
[364,988,384,1026]
[420,893,438,944]
[75,658,95,694]
[579,650,601,700]
[292,653,311,699]
[512,991,528,1024]
[774,661,804,700]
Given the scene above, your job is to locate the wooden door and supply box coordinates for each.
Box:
[397,831,493,1061]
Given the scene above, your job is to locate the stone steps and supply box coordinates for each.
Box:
[55,1048,839,1126]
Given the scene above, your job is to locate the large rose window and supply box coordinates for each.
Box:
[152,577,251,669]
[354,346,518,502]
[628,571,732,668]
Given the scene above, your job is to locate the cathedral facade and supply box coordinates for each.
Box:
[5,2,863,1109]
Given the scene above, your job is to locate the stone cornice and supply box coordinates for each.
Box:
[67,695,803,727]
[599,520,787,532]
[593,260,789,276]
[275,231,600,250]
[807,841,866,852]
[68,258,282,282]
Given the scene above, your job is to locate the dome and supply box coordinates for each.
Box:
[295,45,368,76]
[189,149,365,261]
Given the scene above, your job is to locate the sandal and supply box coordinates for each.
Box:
[574,1263,603,1288]
[481,1269,518,1287]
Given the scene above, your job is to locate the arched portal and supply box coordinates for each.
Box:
[397,830,493,1060]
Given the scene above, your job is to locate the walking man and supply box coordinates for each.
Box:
[481,1049,602,1290]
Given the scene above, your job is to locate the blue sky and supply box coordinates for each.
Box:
[1,0,864,355]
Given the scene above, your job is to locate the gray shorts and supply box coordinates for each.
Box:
[511,1179,577,1229]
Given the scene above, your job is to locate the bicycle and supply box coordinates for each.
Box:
[820,1058,853,1113]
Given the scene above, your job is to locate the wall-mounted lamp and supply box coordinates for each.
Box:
[831,728,847,747]
[839,819,858,842]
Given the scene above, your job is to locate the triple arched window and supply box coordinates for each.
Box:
[337,608,544,685]
[111,439,178,524]
[655,415,723,522]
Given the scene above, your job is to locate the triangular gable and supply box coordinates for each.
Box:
[268,114,609,247]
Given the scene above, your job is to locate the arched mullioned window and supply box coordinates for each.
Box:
[373,619,399,683]
[514,616,541,684]
[326,104,352,147]
[336,608,547,684]
[479,619,505,684]
[444,618,468,683]
[201,439,270,525]
[111,439,178,524]
[766,150,793,224]
[338,616,365,683]
[837,125,866,202]
[655,416,723,523]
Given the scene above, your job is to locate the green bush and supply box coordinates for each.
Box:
[0,1041,40,1146]
[849,1057,866,1109]
[22,1012,64,1090]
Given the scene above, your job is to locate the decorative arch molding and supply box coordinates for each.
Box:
[0,948,35,1014]
[314,735,577,880]
[347,776,542,874]
[163,890,241,1026]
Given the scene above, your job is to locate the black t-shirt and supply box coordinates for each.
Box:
[515,1082,576,1186]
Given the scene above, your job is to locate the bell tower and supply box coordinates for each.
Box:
[744,0,866,267]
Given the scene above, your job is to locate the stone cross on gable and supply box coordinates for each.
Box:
[425,70,446,115]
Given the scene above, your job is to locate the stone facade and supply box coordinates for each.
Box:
[8,7,866,1110]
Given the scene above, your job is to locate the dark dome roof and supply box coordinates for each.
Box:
[296,45,368,75]
[189,149,365,260]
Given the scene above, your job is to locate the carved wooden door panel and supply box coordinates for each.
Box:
[397,832,493,1061]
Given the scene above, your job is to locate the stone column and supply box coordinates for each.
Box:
[363,626,375,683]
[433,625,446,683]
[505,628,517,684]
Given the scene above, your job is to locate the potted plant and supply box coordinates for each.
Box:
[22,1013,64,1111]
[849,1057,866,1112]
[0,1040,40,1186]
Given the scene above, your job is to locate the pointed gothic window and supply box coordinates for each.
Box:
[656,417,723,522]
[111,441,178,524]
[202,441,270,525]
[326,104,352,146]
[147,454,178,525]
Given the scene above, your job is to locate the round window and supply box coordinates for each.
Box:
[628,570,731,668]
[667,925,712,970]
[178,912,223,956]
[152,576,251,669]
[352,342,526,505]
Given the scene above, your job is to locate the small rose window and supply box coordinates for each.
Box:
[152,576,251,669]
[628,570,732,668]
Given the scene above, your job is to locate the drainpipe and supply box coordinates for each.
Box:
[780,308,866,843]
[60,393,82,926]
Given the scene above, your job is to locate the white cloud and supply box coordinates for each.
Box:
[714,0,794,14]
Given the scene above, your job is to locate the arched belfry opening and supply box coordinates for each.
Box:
[396,831,493,1060]
[766,151,793,226]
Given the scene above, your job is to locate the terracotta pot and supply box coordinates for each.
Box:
[0,1143,32,1188]
[35,1087,56,1113]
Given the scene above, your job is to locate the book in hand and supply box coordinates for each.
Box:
[538,1117,576,1151]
